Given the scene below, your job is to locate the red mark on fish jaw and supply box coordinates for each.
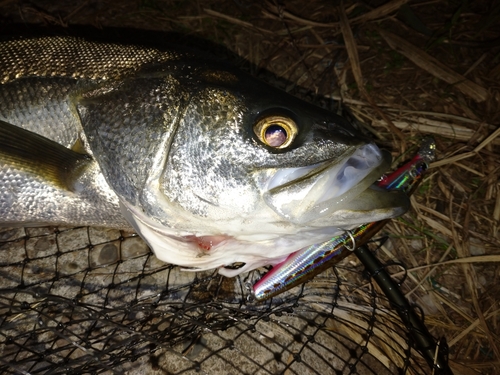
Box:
[183,235,228,252]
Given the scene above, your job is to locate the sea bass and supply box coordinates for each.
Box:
[0,36,409,276]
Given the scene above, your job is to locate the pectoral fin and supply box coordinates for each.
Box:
[0,119,91,190]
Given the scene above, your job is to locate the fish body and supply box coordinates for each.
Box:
[0,36,409,276]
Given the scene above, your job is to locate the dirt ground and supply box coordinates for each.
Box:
[0,1,499,374]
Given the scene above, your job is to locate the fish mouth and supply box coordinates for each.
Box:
[263,143,409,225]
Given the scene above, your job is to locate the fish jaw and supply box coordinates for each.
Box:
[120,201,348,277]
[260,144,408,226]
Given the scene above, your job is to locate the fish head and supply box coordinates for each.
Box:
[157,64,408,225]
[78,61,409,276]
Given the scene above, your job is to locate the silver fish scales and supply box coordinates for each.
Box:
[0,36,409,277]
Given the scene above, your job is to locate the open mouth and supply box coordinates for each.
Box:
[266,143,384,196]
[263,143,404,225]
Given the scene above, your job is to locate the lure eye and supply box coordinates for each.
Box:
[254,116,298,149]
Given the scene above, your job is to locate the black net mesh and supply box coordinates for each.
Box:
[0,226,430,374]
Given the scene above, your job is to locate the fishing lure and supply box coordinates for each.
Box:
[251,138,435,301]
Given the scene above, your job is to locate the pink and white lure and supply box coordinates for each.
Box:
[251,138,435,301]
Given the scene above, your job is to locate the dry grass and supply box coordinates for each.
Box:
[1,0,499,374]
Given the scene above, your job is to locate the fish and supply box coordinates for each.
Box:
[252,138,435,300]
[0,35,409,277]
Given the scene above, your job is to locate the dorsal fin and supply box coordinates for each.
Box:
[0,119,92,190]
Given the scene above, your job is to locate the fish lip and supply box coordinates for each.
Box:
[262,143,396,224]
[266,143,383,197]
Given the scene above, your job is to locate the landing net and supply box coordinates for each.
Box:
[0,226,430,374]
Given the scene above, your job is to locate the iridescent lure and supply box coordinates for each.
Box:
[252,138,435,301]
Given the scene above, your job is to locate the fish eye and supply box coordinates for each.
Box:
[254,116,298,149]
